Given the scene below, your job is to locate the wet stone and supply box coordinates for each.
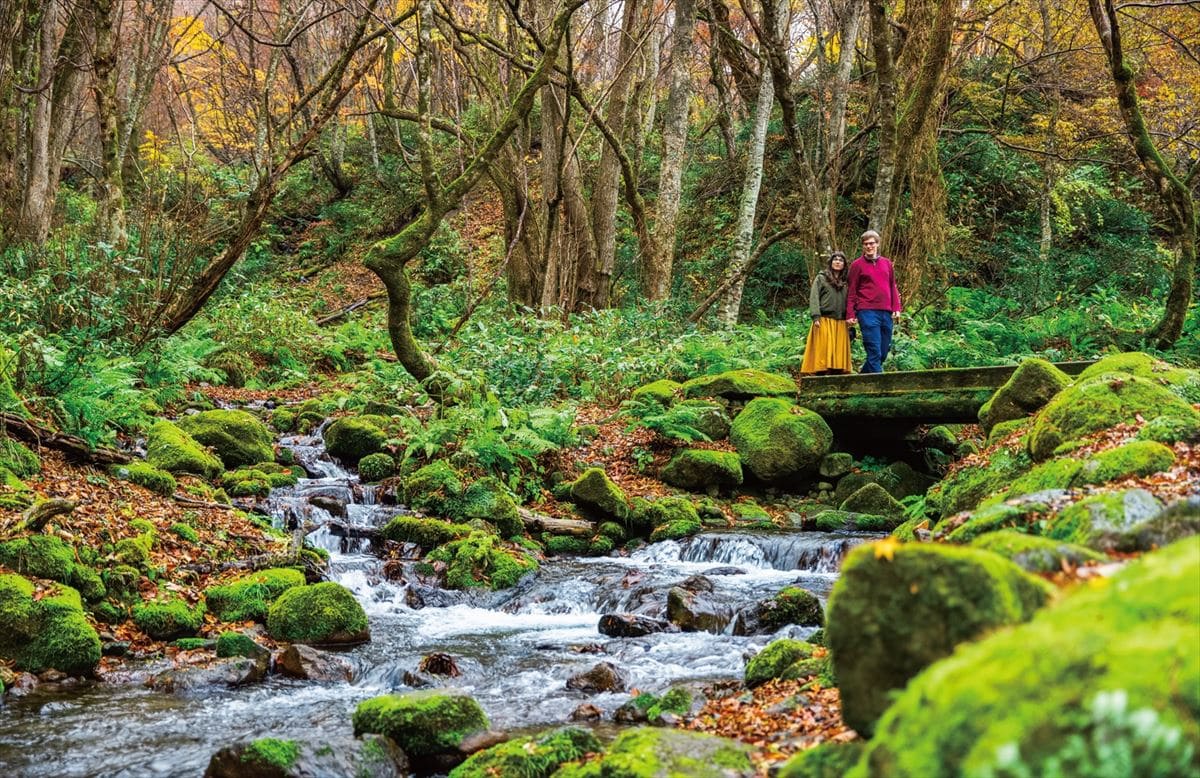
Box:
[598,613,678,638]
[275,644,352,682]
[565,661,628,693]
[571,703,604,721]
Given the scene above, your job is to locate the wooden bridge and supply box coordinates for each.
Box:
[795,361,1094,425]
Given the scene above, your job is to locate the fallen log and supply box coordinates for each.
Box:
[519,507,594,537]
[315,292,386,326]
[19,498,77,533]
[0,411,131,465]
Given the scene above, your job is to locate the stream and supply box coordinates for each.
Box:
[0,429,877,777]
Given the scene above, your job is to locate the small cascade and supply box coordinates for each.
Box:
[633,531,873,573]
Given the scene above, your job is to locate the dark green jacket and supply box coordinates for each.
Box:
[809,273,849,319]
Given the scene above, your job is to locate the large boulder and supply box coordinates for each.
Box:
[177,410,273,469]
[353,689,490,761]
[205,567,306,622]
[1027,372,1200,461]
[682,369,796,401]
[839,483,905,520]
[934,492,1066,543]
[447,727,599,778]
[0,575,100,676]
[266,582,369,645]
[636,496,703,542]
[575,727,755,777]
[1073,440,1176,486]
[978,359,1072,435]
[205,735,407,778]
[660,449,743,492]
[323,416,387,465]
[850,538,1200,778]
[826,542,1052,735]
[1076,351,1200,402]
[145,420,224,479]
[969,530,1105,574]
[666,577,731,633]
[570,468,630,522]
[730,398,832,482]
[1044,488,1165,552]
[630,379,683,406]
[132,597,205,640]
[926,447,1032,518]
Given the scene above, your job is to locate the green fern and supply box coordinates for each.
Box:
[620,397,712,444]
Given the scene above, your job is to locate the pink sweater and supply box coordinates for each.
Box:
[846,255,901,319]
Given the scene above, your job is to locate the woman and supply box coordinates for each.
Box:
[799,252,852,375]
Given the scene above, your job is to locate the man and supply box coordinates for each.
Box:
[845,230,901,374]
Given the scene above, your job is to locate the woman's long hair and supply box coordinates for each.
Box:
[822,252,848,289]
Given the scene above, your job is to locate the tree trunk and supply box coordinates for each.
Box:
[866,0,897,237]
[92,0,126,247]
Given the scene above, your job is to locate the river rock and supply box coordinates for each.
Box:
[275,644,352,682]
[566,661,628,693]
[978,358,1073,435]
[204,734,407,778]
[729,398,833,482]
[146,656,267,693]
[308,494,347,518]
[839,482,905,520]
[1044,488,1165,552]
[176,409,273,469]
[598,613,677,638]
[660,449,743,492]
[581,727,755,777]
[666,577,733,634]
[570,703,603,721]
[353,689,490,773]
[834,471,877,504]
[818,452,854,479]
[266,582,369,646]
[418,651,461,677]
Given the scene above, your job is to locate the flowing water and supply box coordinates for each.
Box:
[0,430,877,777]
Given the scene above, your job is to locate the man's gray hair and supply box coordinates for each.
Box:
[861,229,881,242]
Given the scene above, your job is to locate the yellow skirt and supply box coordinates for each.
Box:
[800,319,852,375]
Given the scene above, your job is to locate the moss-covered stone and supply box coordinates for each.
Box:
[172,637,213,651]
[935,495,1060,544]
[827,542,1052,735]
[833,471,877,504]
[544,535,590,555]
[428,531,538,590]
[145,420,223,479]
[851,538,1200,778]
[758,587,824,631]
[69,566,106,602]
[1076,351,1200,403]
[683,369,796,401]
[0,436,39,478]
[0,576,101,676]
[170,522,199,543]
[323,416,387,465]
[449,726,600,778]
[205,568,306,622]
[102,564,142,601]
[215,631,264,659]
[177,410,273,469]
[579,727,755,777]
[380,516,472,552]
[0,466,34,510]
[204,351,256,388]
[926,447,1032,518]
[570,468,630,521]
[778,741,867,778]
[1074,440,1176,486]
[1027,372,1200,461]
[353,689,490,758]
[839,483,905,521]
[222,469,272,498]
[630,379,683,406]
[969,530,1105,573]
[641,688,694,723]
[456,477,522,538]
[270,408,296,433]
[978,359,1072,435]
[677,399,733,441]
[985,417,1032,447]
[114,534,153,571]
[637,496,702,542]
[818,452,854,479]
[1136,413,1200,445]
[357,452,396,483]
[1045,488,1165,552]
[109,462,176,497]
[730,398,833,482]
[598,521,626,541]
[0,534,76,582]
[985,457,1081,505]
[745,639,824,686]
[402,460,465,516]
[266,582,369,645]
[132,597,205,640]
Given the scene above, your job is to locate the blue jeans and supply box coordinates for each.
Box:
[858,309,893,373]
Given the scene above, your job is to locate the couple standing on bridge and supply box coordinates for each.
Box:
[799,229,902,376]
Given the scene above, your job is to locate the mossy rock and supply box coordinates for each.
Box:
[267,582,368,645]
[630,379,682,406]
[456,477,522,538]
[1045,488,1166,552]
[827,542,1052,735]
[810,510,883,532]
[683,369,796,401]
[145,420,223,479]
[745,639,828,687]
[632,687,694,723]
[353,689,490,758]
[923,426,959,454]
[978,358,1072,435]
[110,462,176,497]
[926,447,1032,518]
[428,531,538,590]
[205,568,306,622]
[1076,351,1200,403]
[661,449,743,492]
[778,741,867,778]
[69,566,106,602]
[0,466,34,510]
[578,727,755,777]
[358,452,397,483]
[969,530,1105,574]
[215,631,265,660]
[270,408,297,433]
[570,468,630,522]
[0,534,76,583]
[323,416,388,465]
[818,452,854,479]
[0,576,101,676]
[637,496,702,542]
[934,494,1062,544]
[833,471,878,504]
[598,521,626,541]
[221,469,272,498]
[876,461,933,501]
[1136,413,1200,445]
[102,564,142,601]
[544,535,590,555]
[732,500,771,523]
[132,597,205,640]
[983,457,1081,505]
[170,522,199,543]
[0,436,39,478]
[177,410,273,470]
[677,399,733,441]
[850,538,1200,778]
[380,516,472,552]
[402,460,465,516]
[114,534,153,571]
[730,398,833,482]
[449,726,600,778]
[205,735,405,778]
[1074,440,1176,486]
[839,483,905,522]
[985,417,1032,447]
[758,586,824,631]
[1027,372,1200,461]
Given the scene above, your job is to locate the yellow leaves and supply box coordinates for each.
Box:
[874,536,901,561]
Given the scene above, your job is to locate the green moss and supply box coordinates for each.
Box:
[353,690,490,757]
[598,521,626,541]
[380,516,471,551]
[827,542,1052,735]
[1028,372,1200,461]
[132,597,204,640]
[760,587,824,631]
[730,398,833,482]
[851,538,1200,778]
[109,462,176,497]
[449,726,600,778]
[323,416,387,465]
[1075,440,1176,486]
[677,399,733,441]
[266,582,369,644]
[639,496,703,542]
[205,351,255,388]
[114,534,152,571]
[0,466,33,510]
[172,637,212,651]
[986,417,1032,446]
[427,531,538,590]
[970,530,1105,573]
[0,534,76,582]
[358,452,397,483]
[631,379,683,406]
[935,497,1057,544]
[69,566,106,602]
[645,687,693,722]
[811,510,856,532]
[0,436,39,478]
[170,522,199,543]
[1045,488,1166,552]
[839,483,905,522]
[745,639,818,686]
[586,727,755,777]
[1136,414,1200,445]
[778,741,867,778]
[1077,352,1200,402]
[270,408,296,433]
[402,460,466,516]
[457,477,522,537]
[570,468,630,521]
[102,565,141,601]
[242,738,300,771]
[985,457,1082,504]
[296,410,325,434]
[683,369,797,400]
[5,580,102,676]
[215,631,261,658]
[129,518,156,536]
[733,500,771,522]
[176,410,274,469]
[978,359,1072,435]
[205,567,306,622]
[926,446,1032,518]
[660,448,743,492]
[588,536,615,555]
[145,420,224,479]
[545,535,590,555]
